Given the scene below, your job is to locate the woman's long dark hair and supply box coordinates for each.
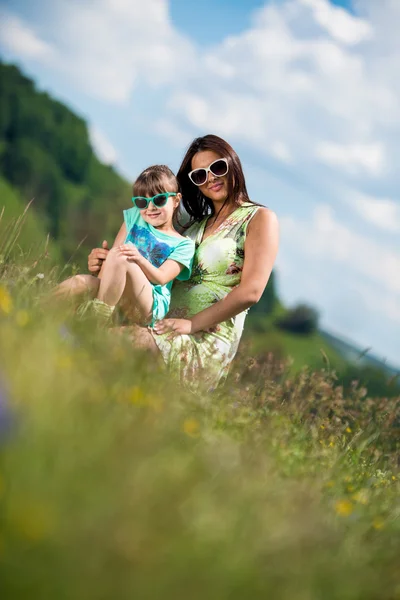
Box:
[177,134,252,223]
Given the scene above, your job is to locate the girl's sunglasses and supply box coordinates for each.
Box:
[131,192,177,210]
[188,158,229,186]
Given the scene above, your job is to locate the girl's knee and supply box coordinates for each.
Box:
[104,248,127,268]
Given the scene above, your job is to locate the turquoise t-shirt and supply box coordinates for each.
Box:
[123,207,195,324]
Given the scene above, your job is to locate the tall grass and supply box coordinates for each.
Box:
[0,215,399,599]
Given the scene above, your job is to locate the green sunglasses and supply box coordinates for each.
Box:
[131,192,177,210]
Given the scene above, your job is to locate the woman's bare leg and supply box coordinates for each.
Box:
[114,324,160,355]
[52,274,100,301]
[97,249,154,324]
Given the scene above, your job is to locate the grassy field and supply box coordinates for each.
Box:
[0,238,399,599]
[243,327,347,373]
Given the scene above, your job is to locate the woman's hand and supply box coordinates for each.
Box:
[153,318,193,336]
[118,243,143,264]
[88,240,109,273]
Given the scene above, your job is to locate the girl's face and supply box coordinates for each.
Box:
[138,180,180,229]
[190,150,229,205]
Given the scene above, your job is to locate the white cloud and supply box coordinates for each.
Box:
[0,12,53,59]
[89,125,117,165]
[159,0,399,188]
[153,118,194,149]
[2,0,399,179]
[315,142,385,176]
[0,0,194,103]
[270,141,292,163]
[299,0,373,45]
[352,281,400,325]
[281,204,400,295]
[349,192,400,232]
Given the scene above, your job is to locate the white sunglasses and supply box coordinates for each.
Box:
[188,158,229,186]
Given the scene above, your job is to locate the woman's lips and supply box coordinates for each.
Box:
[209,182,223,191]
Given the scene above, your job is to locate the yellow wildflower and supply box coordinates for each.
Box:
[8,502,55,542]
[15,310,29,327]
[56,354,73,370]
[373,518,385,530]
[325,480,334,488]
[183,418,200,438]
[128,386,146,405]
[0,285,12,314]
[352,489,369,505]
[335,499,353,517]
[148,396,164,413]
[346,427,352,433]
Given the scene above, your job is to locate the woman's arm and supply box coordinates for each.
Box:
[154,208,279,335]
[118,243,183,286]
[88,223,128,275]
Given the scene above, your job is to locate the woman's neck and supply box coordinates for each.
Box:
[205,200,238,230]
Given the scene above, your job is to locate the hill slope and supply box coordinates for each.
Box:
[0,60,130,267]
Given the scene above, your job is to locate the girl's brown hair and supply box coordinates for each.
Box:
[177,134,252,222]
[133,165,179,197]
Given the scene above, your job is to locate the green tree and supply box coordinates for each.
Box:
[275,303,320,335]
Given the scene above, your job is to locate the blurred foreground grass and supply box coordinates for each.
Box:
[0,249,399,599]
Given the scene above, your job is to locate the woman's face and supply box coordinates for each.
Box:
[191,150,229,205]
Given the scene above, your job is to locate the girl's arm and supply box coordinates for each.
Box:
[154,208,279,335]
[118,244,183,286]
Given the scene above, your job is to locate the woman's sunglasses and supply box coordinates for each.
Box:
[188,158,229,186]
[131,192,177,210]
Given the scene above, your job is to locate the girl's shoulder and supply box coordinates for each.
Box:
[123,206,142,231]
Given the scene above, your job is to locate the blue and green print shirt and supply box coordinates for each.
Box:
[123,207,195,323]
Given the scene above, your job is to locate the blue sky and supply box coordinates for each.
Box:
[0,0,399,366]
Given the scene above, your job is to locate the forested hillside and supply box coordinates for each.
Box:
[0,61,130,266]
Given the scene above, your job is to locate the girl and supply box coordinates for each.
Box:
[57,165,195,327]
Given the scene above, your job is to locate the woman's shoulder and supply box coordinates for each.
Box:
[182,219,204,241]
[249,204,277,219]
[246,205,279,234]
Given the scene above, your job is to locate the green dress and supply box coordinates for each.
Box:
[152,202,260,391]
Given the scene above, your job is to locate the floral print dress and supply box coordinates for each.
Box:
[152,202,260,391]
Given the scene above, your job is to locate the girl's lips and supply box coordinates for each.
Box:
[147,212,161,218]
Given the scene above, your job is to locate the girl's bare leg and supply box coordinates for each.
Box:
[97,249,154,324]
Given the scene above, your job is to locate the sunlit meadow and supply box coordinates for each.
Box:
[0,213,399,600]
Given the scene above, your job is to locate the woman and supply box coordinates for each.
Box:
[89,135,279,390]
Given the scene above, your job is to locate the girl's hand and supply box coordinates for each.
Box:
[118,244,143,264]
[153,318,192,336]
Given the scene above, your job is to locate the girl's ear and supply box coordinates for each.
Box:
[172,193,182,215]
